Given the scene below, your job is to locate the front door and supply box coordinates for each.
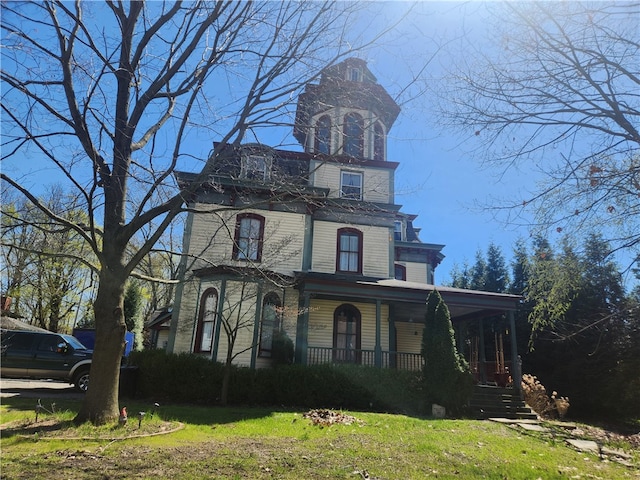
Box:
[333,304,361,363]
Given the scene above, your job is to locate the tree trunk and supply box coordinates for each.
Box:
[74,270,127,425]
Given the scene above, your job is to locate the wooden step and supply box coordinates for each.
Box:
[469,385,538,420]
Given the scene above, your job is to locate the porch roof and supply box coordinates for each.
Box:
[294,272,523,322]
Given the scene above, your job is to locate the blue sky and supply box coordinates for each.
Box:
[3,1,636,290]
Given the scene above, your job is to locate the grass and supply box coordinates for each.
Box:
[1,397,638,479]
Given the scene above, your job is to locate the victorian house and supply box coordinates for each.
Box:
[167,58,522,387]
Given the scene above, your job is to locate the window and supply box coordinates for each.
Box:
[343,113,364,157]
[349,67,362,82]
[233,214,265,261]
[340,171,363,200]
[394,264,407,281]
[195,288,218,353]
[241,155,269,181]
[333,304,361,363]
[394,221,403,241]
[374,122,385,161]
[336,228,363,273]
[259,293,281,357]
[314,115,331,154]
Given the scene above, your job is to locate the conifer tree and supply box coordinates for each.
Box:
[421,290,472,413]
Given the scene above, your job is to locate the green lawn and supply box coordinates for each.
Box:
[1,397,637,479]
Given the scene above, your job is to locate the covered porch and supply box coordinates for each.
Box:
[294,274,523,389]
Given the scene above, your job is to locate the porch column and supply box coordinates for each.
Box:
[479,317,487,383]
[250,284,263,370]
[295,292,310,365]
[375,299,382,368]
[509,311,522,393]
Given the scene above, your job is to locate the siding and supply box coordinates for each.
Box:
[311,161,392,203]
[404,262,429,284]
[311,221,389,277]
[307,299,389,351]
[186,206,306,276]
[395,322,423,355]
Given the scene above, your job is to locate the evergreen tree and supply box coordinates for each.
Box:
[485,243,509,293]
[470,250,487,290]
[422,290,473,414]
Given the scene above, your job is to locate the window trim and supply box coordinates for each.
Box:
[336,227,363,274]
[333,303,361,364]
[194,288,218,353]
[314,115,331,154]
[258,293,282,358]
[340,170,363,200]
[232,213,265,262]
[241,154,270,181]
[394,263,407,281]
[394,220,404,241]
[374,121,385,161]
[343,112,364,158]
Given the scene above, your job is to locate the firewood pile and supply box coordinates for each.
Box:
[303,409,363,426]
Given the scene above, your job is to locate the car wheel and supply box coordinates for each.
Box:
[73,369,90,392]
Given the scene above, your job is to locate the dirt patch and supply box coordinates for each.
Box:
[0,417,183,440]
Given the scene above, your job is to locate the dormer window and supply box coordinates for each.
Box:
[349,67,362,82]
[343,112,364,157]
[241,155,270,181]
[394,221,404,241]
[341,171,363,200]
[314,115,331,154]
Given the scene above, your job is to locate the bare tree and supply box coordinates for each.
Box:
[1,1,410,424]
[1,186,93,331]
[436,2,640,260]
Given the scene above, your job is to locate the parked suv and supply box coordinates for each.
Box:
[1,329,92,392]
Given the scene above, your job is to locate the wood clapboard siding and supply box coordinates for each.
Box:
[187,205,305,275]
[311,161,391,203]
[311,221,389,277]
[308,299,389,351]
[395,322,423,355]
[405,262,428,284]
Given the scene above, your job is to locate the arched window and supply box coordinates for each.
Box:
[194,288,218,353]
[373,122,385,161]
[233,213,265,262]
[259,293,282,357]
[343,113,364,157]
[314,115,331,154]
[333,304,361,363]
[336,227,363,274]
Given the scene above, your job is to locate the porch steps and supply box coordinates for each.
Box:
[469,385,538,420]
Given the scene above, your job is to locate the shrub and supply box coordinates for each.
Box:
[421,290,473,415]
[521,373,570,419]
[128,350,426,415]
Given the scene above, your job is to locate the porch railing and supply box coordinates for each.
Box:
[306,346,424,371]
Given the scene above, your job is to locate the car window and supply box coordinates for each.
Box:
[37,335,64,352]
[61,334,88,350]
[1,332,34,351]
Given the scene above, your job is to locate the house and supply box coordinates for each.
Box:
[167,58,522,386]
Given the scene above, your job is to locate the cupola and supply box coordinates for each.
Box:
[293,58,400,161]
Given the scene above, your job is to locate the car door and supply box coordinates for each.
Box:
[0,331,37,377]
[28,334,72,380]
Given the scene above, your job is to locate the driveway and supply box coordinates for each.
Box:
[0,378,84,399]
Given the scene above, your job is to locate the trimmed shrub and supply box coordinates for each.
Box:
[128,350,426,415]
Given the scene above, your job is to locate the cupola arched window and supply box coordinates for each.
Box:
[314,115,331,154]
[373,122,385,161]
[343,113,364,158]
